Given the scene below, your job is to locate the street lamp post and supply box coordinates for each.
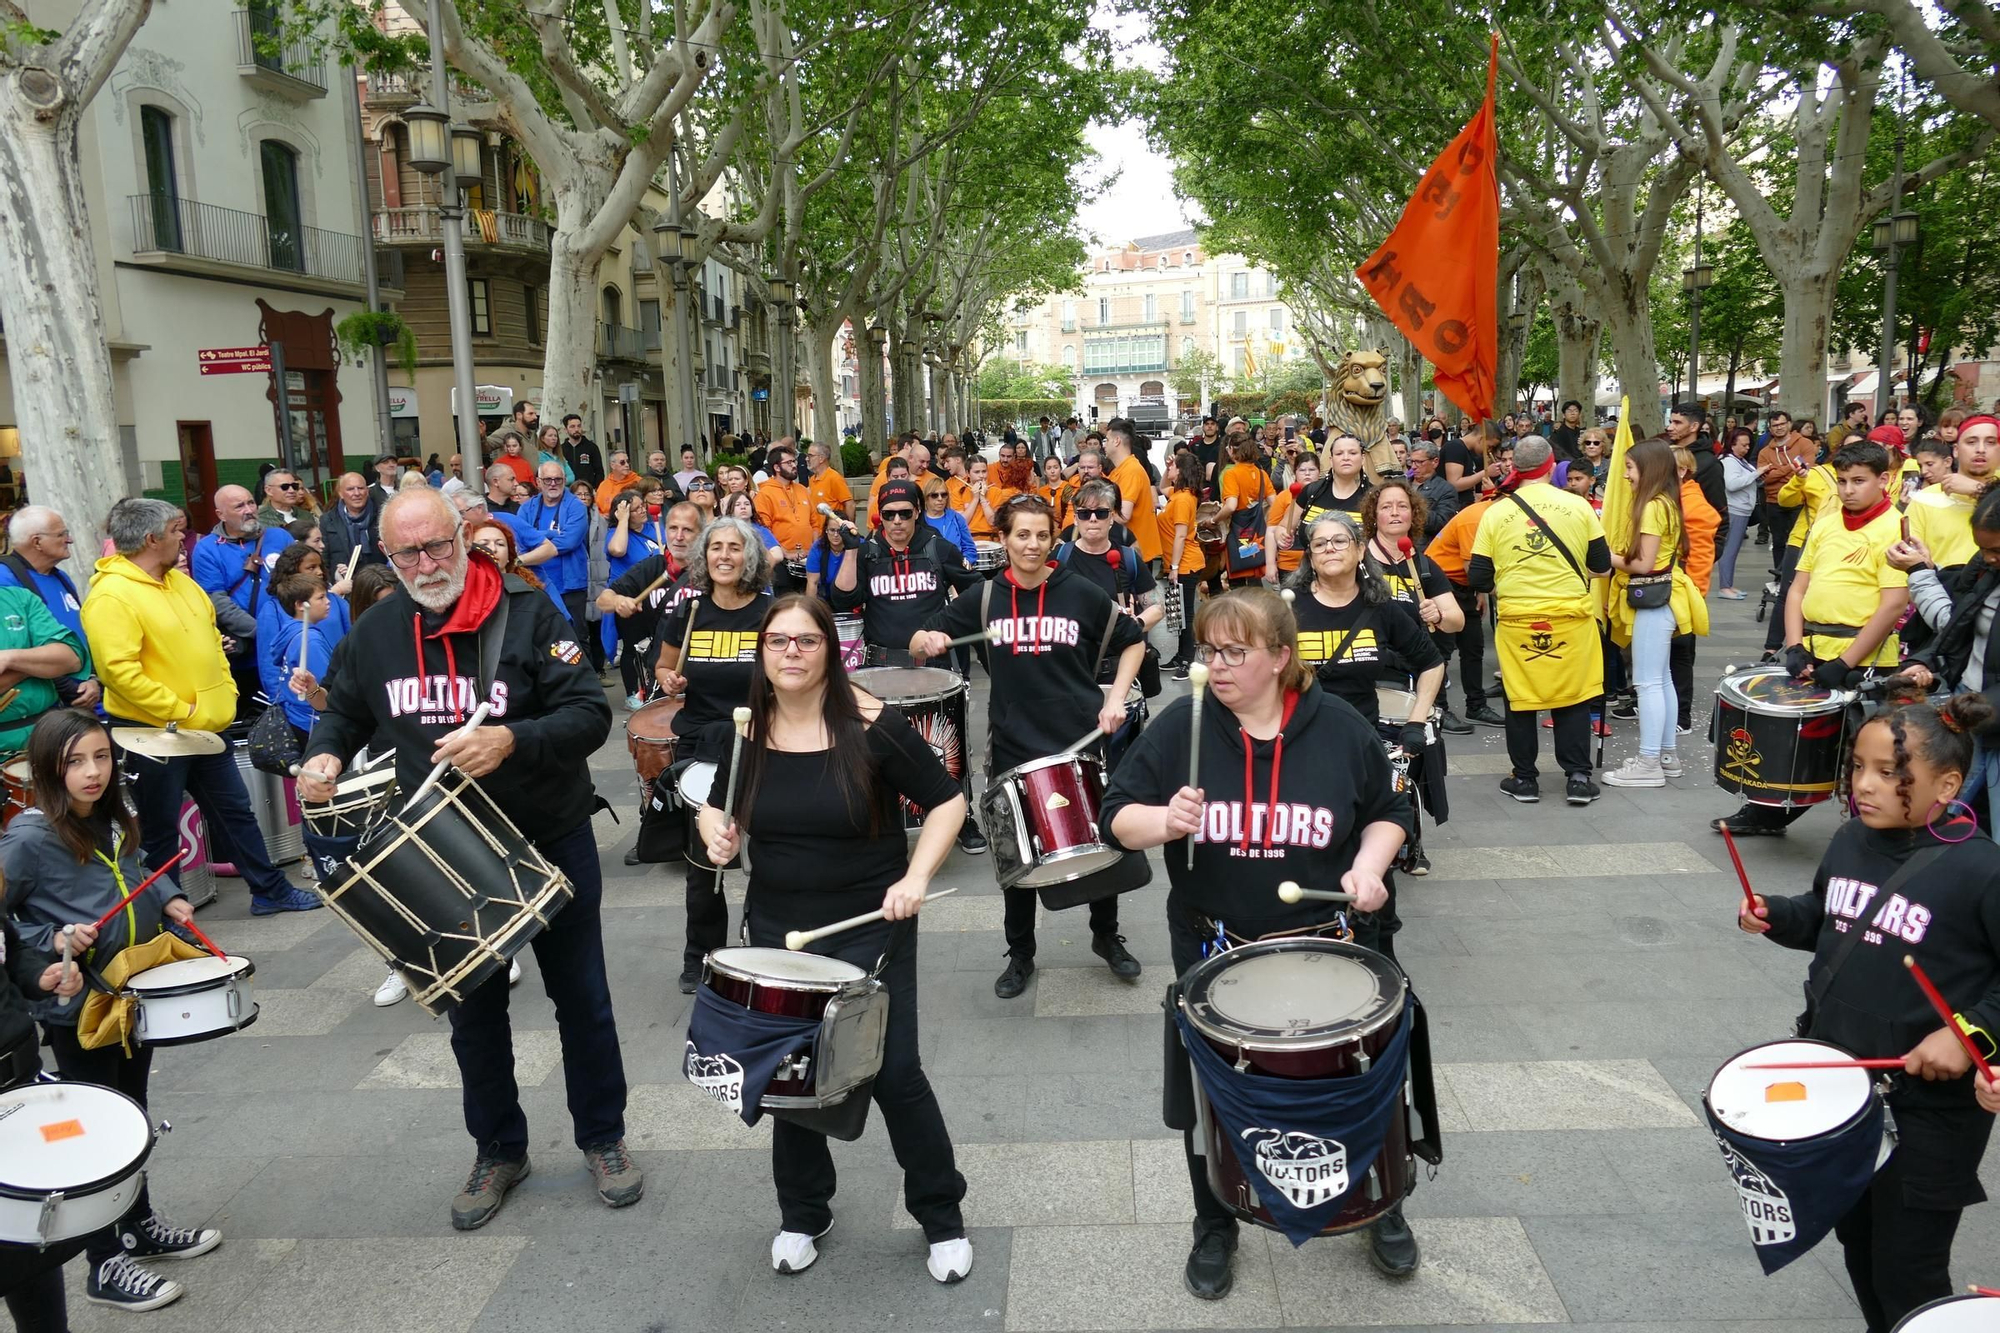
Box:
[1681,187,1713,411]
[408,0,484,489]
[771,274,796,441]
[1872,122,1918,420]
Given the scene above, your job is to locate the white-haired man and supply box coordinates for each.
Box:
[0,504,99,708]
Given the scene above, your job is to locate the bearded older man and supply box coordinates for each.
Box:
[296,487,636,1232]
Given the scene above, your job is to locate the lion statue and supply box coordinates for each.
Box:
[1320,349,1398,479]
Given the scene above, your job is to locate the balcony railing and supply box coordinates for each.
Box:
[372,206,550,252]
[130,193,362,285]
[235,9,327,97]
[363,68,486,104]
[598,322,646,361]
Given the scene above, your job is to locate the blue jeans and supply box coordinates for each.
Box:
[1717,510,1753,589]
[1629,605,1678,757]
[115,720,292,901]
[447,822,628,1159]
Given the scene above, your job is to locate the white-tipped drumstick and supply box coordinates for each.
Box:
[407,702,492,807]
[714,706,753,894]
[1187,661,1209,796]
[55,926,74,1009]
[938,624,1006,652]
[339,545,362,587]
[816,501,858,534]
[295,603,310,676]
[1278,880,1357,905]
[783,887,960,951]
[1280,587,1295,605]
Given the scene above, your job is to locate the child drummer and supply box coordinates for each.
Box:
[1739,691,2000,1330]
[1099,588,1421,1299]
[2,710,221,1312]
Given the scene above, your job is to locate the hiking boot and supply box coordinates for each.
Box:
[993,954,1034,999]
[1091,933,1141,980]
[450,1154,530,1231]
[583,1140,644,1208]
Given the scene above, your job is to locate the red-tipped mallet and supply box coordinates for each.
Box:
[1904,954,1997,1084]
[1719,825,1759,916]
[89,850,187,930]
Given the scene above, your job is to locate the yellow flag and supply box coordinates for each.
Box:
[1594,396,1635,624]
[1242,341,1259,378]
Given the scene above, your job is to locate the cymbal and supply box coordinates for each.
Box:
[114,726,226,758]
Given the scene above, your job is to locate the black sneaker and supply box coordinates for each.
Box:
[1466,705,1506,727]
[86,1255,183,1311]
[623,847,643,866]
[677,967,700,995]
[123,1212,221,1261]
[1183,1226,1238,1300]
[1173,659,1192,682]
[1368,1204,1421,1277]
[1608,700,1638,721]
[1565,773,1601,806]
[958,818,989,856]
[1404,849,1430,877]
[1498,775,1539,803]
[451,1153,530,1231]
[1091,932,1142,980]
[1437,709,1473,735]
[993,954,1034,999]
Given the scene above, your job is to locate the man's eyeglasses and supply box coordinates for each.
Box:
[1194,643,1253,666]
[764,632,826,654]
[386,536,460,569]
[881,508,917,521]
[1075,507,1113,521]
[539,475,565,485]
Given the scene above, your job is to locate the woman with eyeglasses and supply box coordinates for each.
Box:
[697,594,972,1284]
[1098,587,1421,1296]
[654,516,774,993]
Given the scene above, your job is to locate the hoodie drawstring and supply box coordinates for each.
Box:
[412,612,466,724]
[1235,690,1301,853]
[1002,570,1047,655]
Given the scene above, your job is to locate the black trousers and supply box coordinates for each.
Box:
[561,590,604,670]
[1763,545,1804,652]
[1764,503,1798,557]
[1670,633,1696,730]
[43,1024,154,1266]
[749,916,967,1242]
[684,858,731,974]
[1833,1102,1992,1331]
[1169,572,1199,665]
[0,1238,84,1332]
[1443,587,1489,710]
[1505,702,1593,781]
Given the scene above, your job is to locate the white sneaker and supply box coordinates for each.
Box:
[772,1219,832,1274]
[508,957,522,986]
[373,970,408,1007]
[1602,754,1666,788]
[927,1237,973,1283]
[1660,750,1683,778]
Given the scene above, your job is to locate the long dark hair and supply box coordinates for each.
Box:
[735,594,880,838]
[1622,437,1688,565]
[349,563,399,620]
[1169,448,1201,496]
[26,710,140,865]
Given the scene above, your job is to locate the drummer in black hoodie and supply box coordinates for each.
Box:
[1739,690,2000,1330]
[297,488,637,1234]
[910,493,1147,998]
[1100,586,1420,1297]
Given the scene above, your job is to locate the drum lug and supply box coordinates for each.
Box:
[1355,1051,1372,1074]
[35,1191,63,1246]
[154,1120,173,1139]
[778,1051,812,1082]
[226,984,241,1023]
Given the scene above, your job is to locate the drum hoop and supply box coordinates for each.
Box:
[0,1084,155,1197]
[706,952,866,991]
[1717,670,1855,717]
[1705,1037,1879,1144]
[850,669,968,709]
[994,751,1103,785]
[1181,937,1408,1050]
[124,955,255,997]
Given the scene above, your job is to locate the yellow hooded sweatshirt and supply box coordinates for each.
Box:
[80,555,238,730]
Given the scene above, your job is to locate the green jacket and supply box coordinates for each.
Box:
[0,584,87,753]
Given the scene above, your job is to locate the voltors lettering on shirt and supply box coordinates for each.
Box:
[1869,893,1933,946]
[1826,875,1880,923]
[1195,801,1336,854]
[992,615,1081,654]
[384,675,511,722]
[869,570,939,598]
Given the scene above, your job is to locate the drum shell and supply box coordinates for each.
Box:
[323,775,572,1015]
[1199,1088,1411,1236]
[225,726,305,864]
[700,950,886,1106]
[1711,682,1848,808]
[126,955,258,1046]
[0,1084,153,1245]
[677,760,742,869]
[974,541,1006,572]
[626,697,684,786]
[850,667,968,829]
[0,758,29,829]
[981,753,1124,891]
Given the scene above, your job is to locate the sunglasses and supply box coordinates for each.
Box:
[880,508,917,521]
[688,479,714,490]
[276,482,304,491]
[1075,507,1113,521]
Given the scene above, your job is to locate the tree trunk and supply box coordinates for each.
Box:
[1602,279,1664,436]
[662,272,697,454]
[1725,339,1742,423]
[1774,270,1838,420]
[1555,303,1602,418]
[859,326,888,457]
[1394,336,1423,423]
[803,315,841,458]
[540,229,601,427]
[0,75,135,587]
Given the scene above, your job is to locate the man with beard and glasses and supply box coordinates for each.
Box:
[296,488,635,1231]
[754,440,815,593]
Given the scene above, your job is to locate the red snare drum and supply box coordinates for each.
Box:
[698,947,886,1108]
[1180,937,1412,1235]
[981,752,1124,891]
[626,697,683,787]
[0,758,30,828]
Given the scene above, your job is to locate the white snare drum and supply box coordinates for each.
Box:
[1706,1040,1890,1154]
[1375,685,1418,722]
[125,953,258,1045]
[974,540,1006,572]
[678,761,742,869]
[0,1082,153,1245]
[302,764,399,840]
[1894,1295,2000,1330]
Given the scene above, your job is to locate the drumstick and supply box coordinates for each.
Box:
[714,706,752,894]
[1968,1285,2000,1298]
[936,625,1005,652]
[295,603,310,676]
[1277,881,1357,905]
[1279,588,1295,605]
[1719,825,1760,914]
[1187,661,1208,796]
[56,926,74,1009]
[1397,536,1421,604]
[407,702,493,807]
[1060,721,1108,756]
[816,502,859,535]
[177,915,230,962]
[1904,955,1998,1084]
[783,887,960,951]
[1741,1058,1909,1071]
[88,850,187,930]
[339,544,362,587]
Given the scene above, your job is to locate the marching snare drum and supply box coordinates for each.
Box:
[626,697,684,787]
[124,953,258,1045]
[697,947,887,1111]
[1180,937,1412,1236]
[677,760,742,870]
[321,771,573,1015]
[1892,1296,2000,1330]
[974,540,1006,572]
[301,763,399,841]
[0,758,30,829]
[981,752,1123,891]
[0,1082,153,1245]
[850,666,968,828]
[1712,666,1855,808]
[834,613,866,673]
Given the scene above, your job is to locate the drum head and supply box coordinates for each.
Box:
[0,1083,151,1192]
[1707,1040,1874,1142]
[1184,939,1404,1051]
[1892,1295,2000,1331]
[678,761,717,807]
[126,954,253,993]
[1,759,28,783]
[850,667,964,705]
[709,947,866,984]
[1717,666,1852,716]
[1375,686,1418,718]
[628,698,683,744]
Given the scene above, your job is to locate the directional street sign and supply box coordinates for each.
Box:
[197,345,272,375]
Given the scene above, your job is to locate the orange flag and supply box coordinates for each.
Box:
[1356,34,1500,423]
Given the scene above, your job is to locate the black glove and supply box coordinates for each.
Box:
[1782,645,1811,679]
[1812,657,1856,691]
[1398,722,1428,754]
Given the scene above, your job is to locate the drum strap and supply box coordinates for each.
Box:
[477,586,511,701]
[1503,491,1587,590]
[1802,845,1946,1033]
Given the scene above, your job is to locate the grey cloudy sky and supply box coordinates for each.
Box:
[1074,6,1197,246]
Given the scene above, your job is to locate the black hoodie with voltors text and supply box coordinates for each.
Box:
[828,523,979,652]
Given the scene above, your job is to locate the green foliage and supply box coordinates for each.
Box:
[1168,346,1227,400]
[1268,390,1319,419]
[710,452,751,477]
[976,399,1074,432]
[335,309,418,380]
[977,360,1075,400]
[1213,393,1266,421]
[1519,306,1558,397]
[839,440,873,477]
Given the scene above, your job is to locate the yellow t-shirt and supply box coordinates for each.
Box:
[1635,496,1681,574]
[1779,464,1841,550]
[1158,491,1203,576]
[1903,485,1979,569]
[1109,456,1161,560]
[1469,484,1605,620]
[1797,505,1909,667]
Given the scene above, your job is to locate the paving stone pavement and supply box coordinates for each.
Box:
[51,583,2000,1330]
